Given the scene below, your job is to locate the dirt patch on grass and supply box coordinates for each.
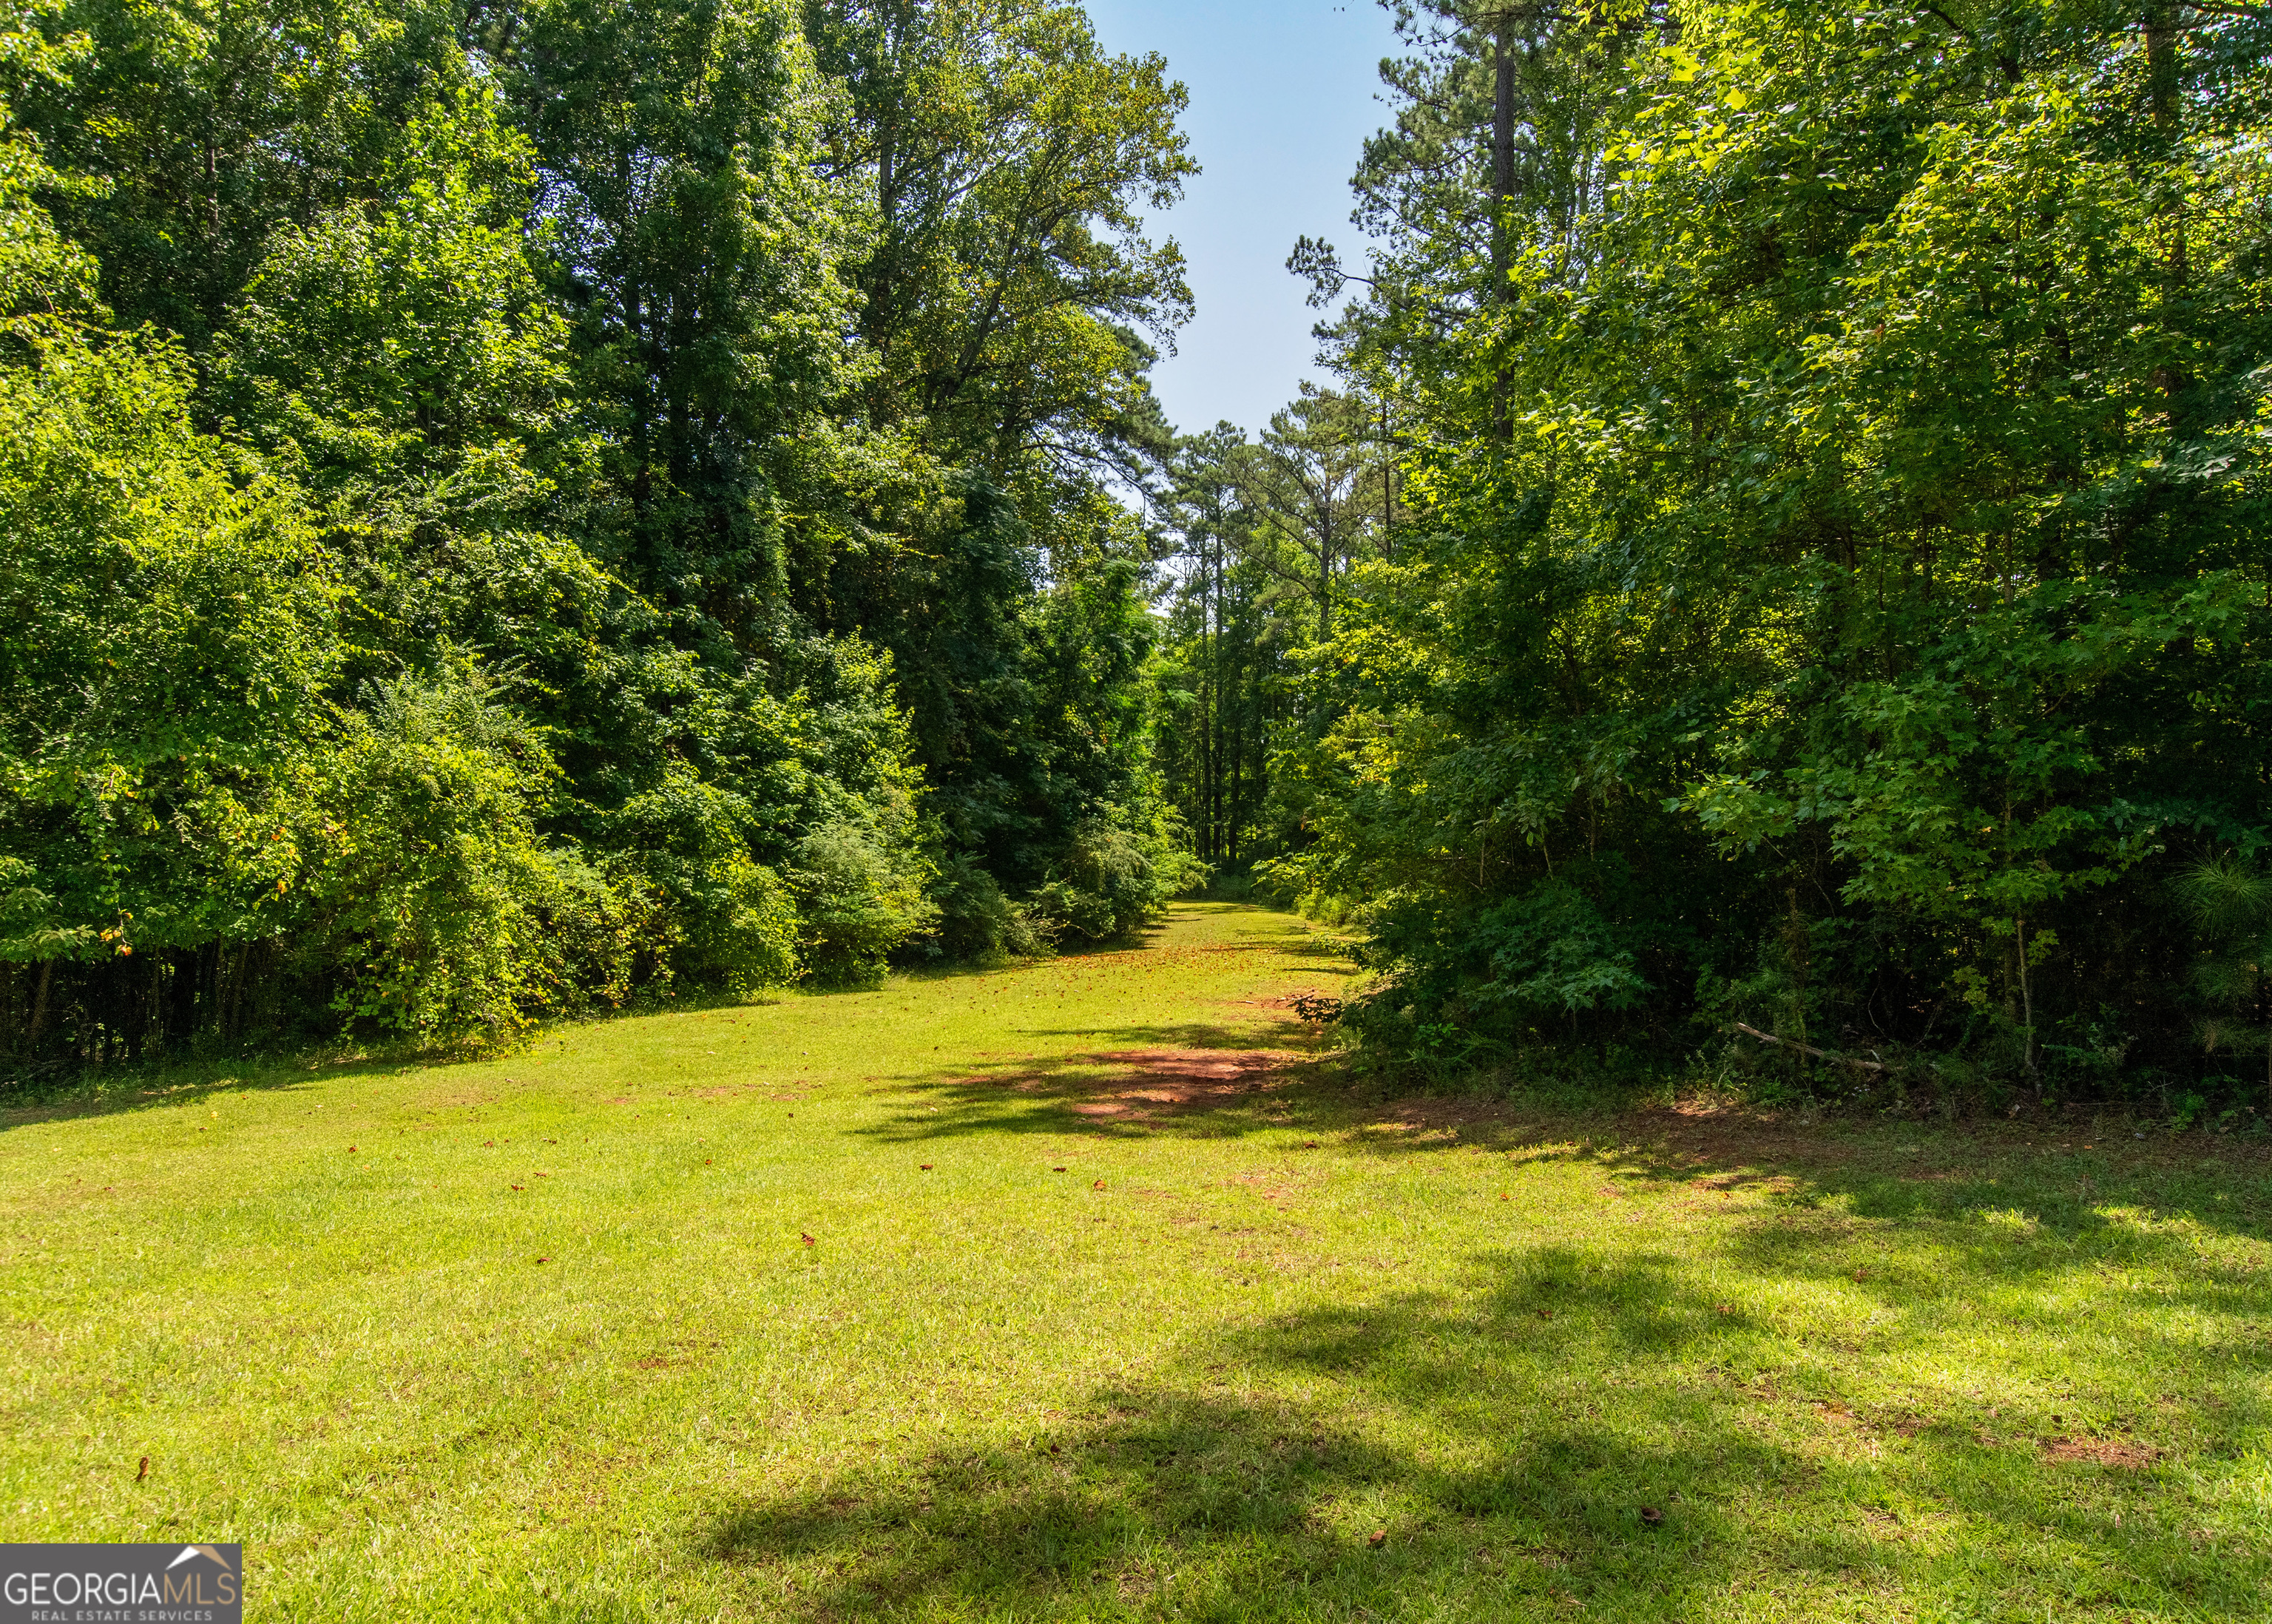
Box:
[2042,1435,2160,1469]
[978,1048,1303,1120]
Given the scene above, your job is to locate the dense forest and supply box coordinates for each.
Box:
[1155,0,2272,1122]
[0,0,1208,1063]
[4,0,2271,1123]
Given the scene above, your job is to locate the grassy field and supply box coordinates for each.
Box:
[4,900,2269,1621]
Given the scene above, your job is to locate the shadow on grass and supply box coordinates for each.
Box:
[865,1020,1344,1144]
[692,1231,2264,1620]
[811,1070,2272,1616]
[0,1050,350,1129]
[0,978,812,1129]
[1289,1089,2272,1251]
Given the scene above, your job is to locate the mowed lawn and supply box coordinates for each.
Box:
[4,901,2269,1622]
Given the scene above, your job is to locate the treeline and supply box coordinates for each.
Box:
[1155,0,2272,1120]
[0,0,1206,1070]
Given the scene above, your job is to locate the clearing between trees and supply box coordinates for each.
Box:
[4,901,2266,1620]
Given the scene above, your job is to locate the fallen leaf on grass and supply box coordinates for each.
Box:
[1094,1180,1107,1189]
[535,1257,549,1265]
[510,1184,524,1191]
[800,1233,816,1246]
[135,1457,148,1482]
[1716,1304,1734,1314]
[920,1163,933,1171]
[1640,1506,1665,1526]
[1537,1309,1554,1320]
[1367,1529,1387,1548]
[1052,1166,1066,1172]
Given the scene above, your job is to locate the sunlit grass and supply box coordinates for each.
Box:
[4,901,2266,1620]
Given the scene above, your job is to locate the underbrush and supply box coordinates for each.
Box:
[1311,1009,2272,1143]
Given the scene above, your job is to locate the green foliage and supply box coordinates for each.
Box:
[18,0,479,347]
[2174,854,2272,1107]
[305,673,577,1046]
[1,0,1207,1071]
[1265,0,2272,1111]
[799,0,1194,461]
[1032,803,1208,943]
[210,105,570,511]
[790,819,936,987]
[0,325,334,964]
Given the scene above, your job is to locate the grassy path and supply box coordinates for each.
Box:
[4,901,2268,1620]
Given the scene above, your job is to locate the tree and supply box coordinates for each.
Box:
[494,0,862,635]
[1274,0,2272,1106]
[16,0,475,350]
[799,0,1194,475]
[1239,388,1385,644]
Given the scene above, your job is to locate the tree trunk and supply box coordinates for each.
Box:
[1492,19,1515,268]
[1490,16,1515,441]
[2017,915,2039,1092]
[2143,2,2188,407]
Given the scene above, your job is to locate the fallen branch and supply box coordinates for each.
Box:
[1728,1022,1888,1074]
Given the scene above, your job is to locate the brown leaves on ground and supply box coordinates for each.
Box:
[2042,1435,2160,1469]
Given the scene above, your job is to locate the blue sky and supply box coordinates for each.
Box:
[1083,0,1402,438]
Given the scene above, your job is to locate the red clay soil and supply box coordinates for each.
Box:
[967,1047,1305,1118]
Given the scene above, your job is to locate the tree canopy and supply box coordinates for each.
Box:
[1161,0,2272,1118]
[9,0,2272,1126]
[0,0,1202,1066]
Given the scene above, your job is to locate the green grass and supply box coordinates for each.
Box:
[5,901,2269,1621]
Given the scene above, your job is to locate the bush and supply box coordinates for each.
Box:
[303,672,570,1046]
[790,820,936,987]
[925,851,1049,964]
[1031,805,1208,944]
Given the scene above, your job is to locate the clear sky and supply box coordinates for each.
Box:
[1082,0,1401,439]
